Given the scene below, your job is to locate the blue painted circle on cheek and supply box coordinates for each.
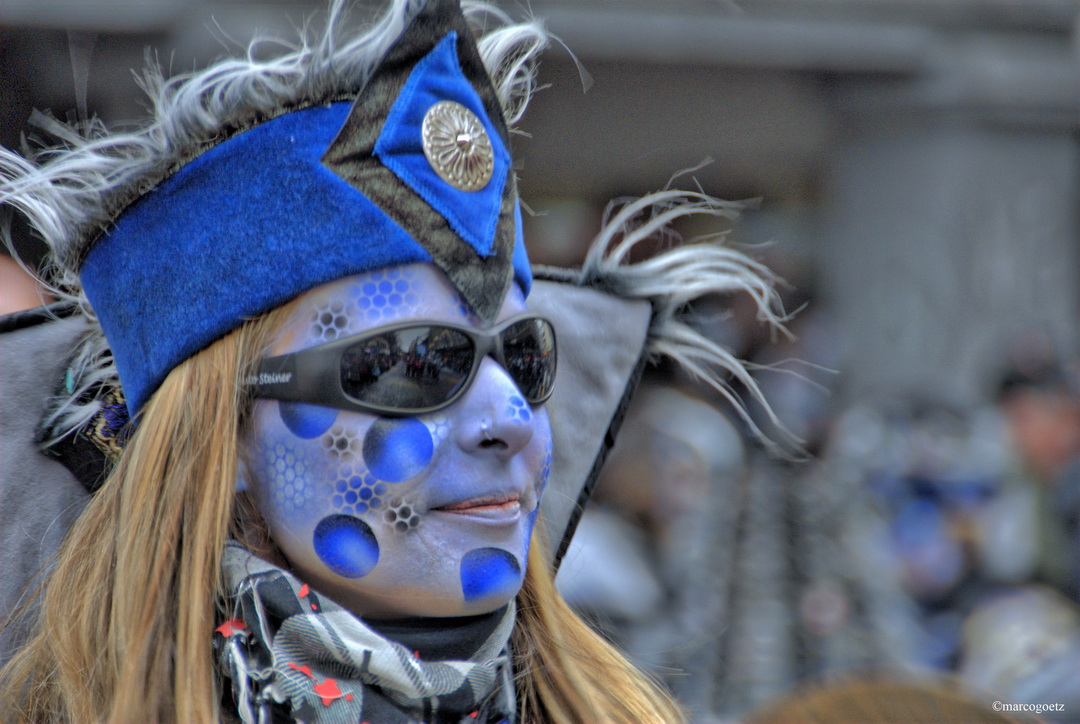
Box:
[313,515,380,578]
[459,548,522,602]
[278,402,338,439]
[362,419,434,483]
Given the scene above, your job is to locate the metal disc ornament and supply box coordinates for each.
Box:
[421,101,494,192]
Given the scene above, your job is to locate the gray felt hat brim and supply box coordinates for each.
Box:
[529,275,652,567]
[0,309,90,668]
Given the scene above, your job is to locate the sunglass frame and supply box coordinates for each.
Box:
[247,314,557,417]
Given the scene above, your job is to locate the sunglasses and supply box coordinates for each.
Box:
[248,315,556,417]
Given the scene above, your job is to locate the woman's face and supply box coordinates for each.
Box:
[241,263,552,618]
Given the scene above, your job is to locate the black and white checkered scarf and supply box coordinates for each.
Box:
[215,542,517,724]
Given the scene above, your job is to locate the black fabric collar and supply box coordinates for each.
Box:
[364,607,508,662]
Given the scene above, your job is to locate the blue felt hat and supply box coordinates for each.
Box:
[79,0,531,415]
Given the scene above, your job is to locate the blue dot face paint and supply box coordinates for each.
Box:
[313,515,380,578]
[363,419,434,482]
[279,402,338,439]
[242,263,553,618]
[460,548,522,604]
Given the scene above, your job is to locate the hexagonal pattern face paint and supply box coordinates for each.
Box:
[262,441,314,514]
[322,425,361,463]
[384,498,422,532]
[242,263,553,619]
[351,268,422,324]
[506,395,532,423]
[535,444,553,499]
[311,298,357,342]
[331,466,388,516]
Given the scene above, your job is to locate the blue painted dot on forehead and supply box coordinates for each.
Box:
[460,548,522,602]
[362,418,434,483]
[313,514,380,578]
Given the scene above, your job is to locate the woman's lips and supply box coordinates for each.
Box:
[432,495,522,521]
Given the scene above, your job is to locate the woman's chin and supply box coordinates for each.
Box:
[333,585,521,620]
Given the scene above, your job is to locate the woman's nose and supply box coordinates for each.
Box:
[456,356,536,457]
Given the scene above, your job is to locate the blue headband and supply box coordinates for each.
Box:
[80,6,531,415]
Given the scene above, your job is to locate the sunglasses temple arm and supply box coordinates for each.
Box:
[247,354,305,401]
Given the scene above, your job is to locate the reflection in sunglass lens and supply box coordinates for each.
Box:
[502,319,555,403]
[340,328,474,410]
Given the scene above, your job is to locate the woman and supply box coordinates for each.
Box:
[0,1,786,721]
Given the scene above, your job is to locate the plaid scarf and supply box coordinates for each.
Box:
[216,543,517,724]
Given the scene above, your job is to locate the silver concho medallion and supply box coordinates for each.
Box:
[421,101,494,192]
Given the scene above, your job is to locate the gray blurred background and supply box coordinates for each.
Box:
[4,0,1078,404]
[3,1,1080,721]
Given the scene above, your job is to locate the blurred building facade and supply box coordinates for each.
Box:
[5,0,1077,402]
[520,0,1080,408]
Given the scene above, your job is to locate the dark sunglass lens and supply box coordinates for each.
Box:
[340,327,474,411]
[501,319,556,403]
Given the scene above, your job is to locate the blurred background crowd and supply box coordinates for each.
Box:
[3,0,1080,721]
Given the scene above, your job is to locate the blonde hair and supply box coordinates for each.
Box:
[515,544,685,724]
[0,303,683,724]
[0,304,291,723]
